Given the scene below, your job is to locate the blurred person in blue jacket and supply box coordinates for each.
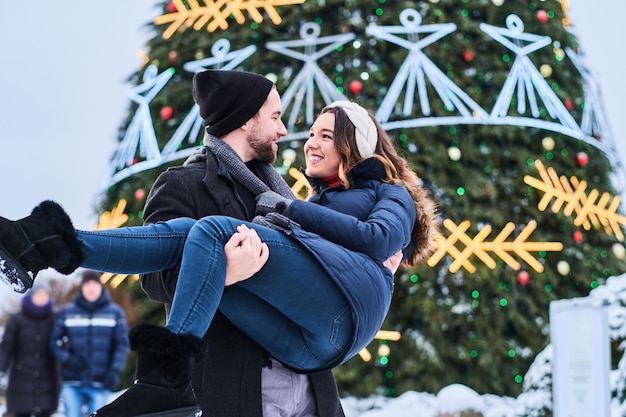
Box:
[49,270,129,417]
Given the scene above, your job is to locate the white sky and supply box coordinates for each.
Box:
[0,2,157,229]
[0,1,624,230]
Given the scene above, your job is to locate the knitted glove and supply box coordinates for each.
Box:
[64,355,86,371]
[255,191,293,216]
[252,213,296,233]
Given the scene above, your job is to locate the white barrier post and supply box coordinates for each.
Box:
[550,297,610,417]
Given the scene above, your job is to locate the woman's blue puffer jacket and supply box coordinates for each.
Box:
[286,158,416,365]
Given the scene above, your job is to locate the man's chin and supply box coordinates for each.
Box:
[257,150,277,164]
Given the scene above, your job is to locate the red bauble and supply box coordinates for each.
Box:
[564,98,574,111]
[349,80,363,95]
[160,106,174,121]
[134,189,146,201]
[576,152,589,167]
[462,50,475,62]
[168,50,178,65]
[166,1,177,13]
[573,230,583,244]
[536,10,549,24]
[517,271,530,286]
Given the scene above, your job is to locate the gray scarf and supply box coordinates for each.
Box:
[185,134,296,200]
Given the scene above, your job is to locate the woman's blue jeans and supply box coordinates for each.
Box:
[77,216,354,371]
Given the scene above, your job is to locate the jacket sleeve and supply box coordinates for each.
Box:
[0,315,18,372]
[143,169,199,224]
[287,183,416,262]
[48,312,70,364]
[109,306,130,373]
[141,169,198,304]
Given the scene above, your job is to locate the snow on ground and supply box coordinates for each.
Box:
[341,385,516,417]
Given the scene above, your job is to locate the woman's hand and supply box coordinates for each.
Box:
[224,224,269,285]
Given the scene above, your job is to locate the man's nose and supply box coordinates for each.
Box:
[277,120,287,137]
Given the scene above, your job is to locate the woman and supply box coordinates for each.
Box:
[0,282,60,417]
[0,101,438,417]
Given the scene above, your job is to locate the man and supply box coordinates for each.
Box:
[50,270,129,417]
[140,70,346,417]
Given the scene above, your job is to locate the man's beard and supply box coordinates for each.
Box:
[248,126,277,164]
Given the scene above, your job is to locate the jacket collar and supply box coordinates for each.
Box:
[305,157,387,194]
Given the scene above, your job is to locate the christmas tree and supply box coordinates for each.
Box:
[98,0,626,400]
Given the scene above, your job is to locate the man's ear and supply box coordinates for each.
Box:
[239,119,252,131]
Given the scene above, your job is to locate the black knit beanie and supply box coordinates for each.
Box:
[192,70,274,137]
[81,269,103,285]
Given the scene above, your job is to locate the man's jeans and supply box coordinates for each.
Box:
[262,359,318,417]
[61,384,110,417]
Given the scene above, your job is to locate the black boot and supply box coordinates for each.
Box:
[0,200,84,293]
[91,324,208,417]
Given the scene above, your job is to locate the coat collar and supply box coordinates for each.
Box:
[305,157,387,194]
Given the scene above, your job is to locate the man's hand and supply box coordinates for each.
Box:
[383,250,403,274]
[224,224,270,285]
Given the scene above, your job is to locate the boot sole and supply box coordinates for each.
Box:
[0,243,33,293]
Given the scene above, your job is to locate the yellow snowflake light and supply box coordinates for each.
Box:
[94,199,129,230]
[358,330,401,362]
[288,167,312,199]
[427,219,563,273]
[524,159,626,241]
[560,0,571,27]
[92,199,138,287]
[155,0,306,39]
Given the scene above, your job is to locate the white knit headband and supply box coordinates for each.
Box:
[326,100,378,158]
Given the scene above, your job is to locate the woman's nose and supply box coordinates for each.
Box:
[305,137,319,149]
